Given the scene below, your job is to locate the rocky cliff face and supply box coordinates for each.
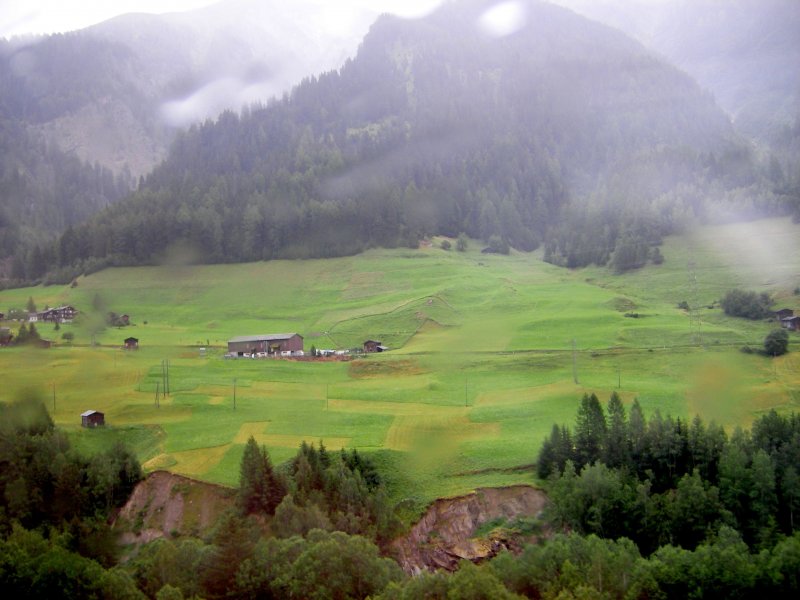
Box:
[391,485,548,573]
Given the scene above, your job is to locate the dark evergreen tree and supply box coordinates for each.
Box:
[604,391,630,469]
[237,436,284,515]
[574,393,607,467]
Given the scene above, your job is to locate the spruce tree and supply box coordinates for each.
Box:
[238,436,283,515]
[574,393,607,467]
[604,392,630,469]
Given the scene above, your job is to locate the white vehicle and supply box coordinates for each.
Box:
[281,350,292,357]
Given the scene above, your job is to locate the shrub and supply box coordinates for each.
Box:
[720,289,772,320]
[764,329,789,357]
[440,239,451,250]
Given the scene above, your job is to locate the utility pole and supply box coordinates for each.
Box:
[572,339,579,384]
[617,365,621,389]
[155,381,160,408]
[233,378,237,411]
[687,259,703,347]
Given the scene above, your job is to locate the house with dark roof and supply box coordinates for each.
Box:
[39,305,78,323]
[227,333,303,356]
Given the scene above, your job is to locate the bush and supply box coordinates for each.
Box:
[677,301,690,310]
[456,233,468,252]
[440,239,451,250]
[720,289,772,320]
[486,235,510,255]
[764,329,789,357]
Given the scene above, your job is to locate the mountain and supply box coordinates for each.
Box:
[27,0,776,282]
[1,0,379,180]
[0,0,381,272]
[552,0,800,154]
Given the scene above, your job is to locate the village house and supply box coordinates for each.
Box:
[774,308,794,320]
[81,410,105,428]
[0,327,12,346]
[124,337,139,349]
[38,305,78,323]
[227,333,303,356]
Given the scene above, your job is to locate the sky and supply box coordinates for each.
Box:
[0,0,445,39]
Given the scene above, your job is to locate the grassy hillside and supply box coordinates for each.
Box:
[1,218,798,511]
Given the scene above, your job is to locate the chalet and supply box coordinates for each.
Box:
[81,410,105,428]
[0,327,12,346]
[227,333,303,356]
[39,305,78,323]
[124,337,139,349]
[774,308,794,320]
[363,340,388,353]
[782,316,800,331]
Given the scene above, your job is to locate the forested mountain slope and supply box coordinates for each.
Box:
[30,0,777,280]
[554,0,800,155]
[0,0,376,271]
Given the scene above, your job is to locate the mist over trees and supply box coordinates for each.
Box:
[11,0,788,284]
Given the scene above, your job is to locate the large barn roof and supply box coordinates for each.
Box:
[228,333,302,343]
[81,410,101,417]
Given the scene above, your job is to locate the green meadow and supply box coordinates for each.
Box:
[1,218,799,510]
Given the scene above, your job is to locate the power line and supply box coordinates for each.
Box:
[687,259,703,347]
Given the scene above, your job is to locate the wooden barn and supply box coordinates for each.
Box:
[782,316,800,331]
[81,410,105,428]
[0,327,12,346]
[775,308,794,320]
[228,333,303,356]
[363,340,388,353]
[124,337,139,349]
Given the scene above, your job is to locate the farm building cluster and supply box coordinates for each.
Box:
[226,333,305,358]
[225,334,389,358]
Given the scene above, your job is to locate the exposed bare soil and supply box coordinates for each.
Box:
[115,470,235,546]
[391,485,548,573]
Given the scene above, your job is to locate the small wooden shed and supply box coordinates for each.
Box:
[81,410,105,428]
[124,337,139,349]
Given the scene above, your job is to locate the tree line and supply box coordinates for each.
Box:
[538,393,800,553]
